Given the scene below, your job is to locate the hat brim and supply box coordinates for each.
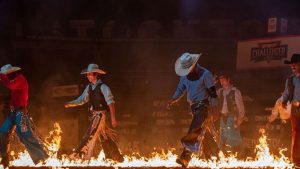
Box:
[80,69,106,75]
[175,53,201,76]
[284,60,300,64]
[1,67,21,74]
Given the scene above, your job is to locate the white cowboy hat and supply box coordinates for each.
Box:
[175,52,201,76]
[80,63,106,75]
[0,64,21,75]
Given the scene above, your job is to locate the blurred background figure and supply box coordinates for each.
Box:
[217,74,245,156]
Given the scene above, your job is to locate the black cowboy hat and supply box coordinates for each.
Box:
[284,53,300,64]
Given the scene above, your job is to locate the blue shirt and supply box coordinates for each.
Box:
[172,64,217,106]
[283,75,300,102]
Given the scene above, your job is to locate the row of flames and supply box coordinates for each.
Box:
[3,123,294,168]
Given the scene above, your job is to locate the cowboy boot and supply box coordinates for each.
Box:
[176,148,191,168]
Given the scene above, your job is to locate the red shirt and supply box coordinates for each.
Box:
[0,73,28,107]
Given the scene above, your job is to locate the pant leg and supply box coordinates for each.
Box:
[100,135,123,162]
[225,115,243,148]
[291,106,300,164]
[15,112,48,164]
[72,113,102,160]
[218,116,227,150]
[0,112,15,165]
[181,105,208,152]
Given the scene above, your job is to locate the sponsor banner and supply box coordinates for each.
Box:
[52,84,79,97]
[237,35,300,70]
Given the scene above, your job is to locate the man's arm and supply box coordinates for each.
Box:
[65,85,89,108]
[100,84,117,127]
[235,89,245,127]
[203,71,218,106]
[166,77,186,109]
[108,103,117,128]
[203,71,219,120]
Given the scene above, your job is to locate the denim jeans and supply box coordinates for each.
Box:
[181,104,208,152]
[0,110,48,164]
[219,114,243,150]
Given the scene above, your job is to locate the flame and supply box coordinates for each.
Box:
[44,122,62,158]
[6,125,294,169]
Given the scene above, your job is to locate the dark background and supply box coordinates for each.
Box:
[0,0,298,156]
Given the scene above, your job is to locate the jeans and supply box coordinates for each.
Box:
[219,114,243,150]
[181,104,208,152]
[0,110,48,164]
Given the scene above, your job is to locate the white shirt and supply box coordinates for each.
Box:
[217,85,245,119]
[268,96,291,122]
[67,80,115,107]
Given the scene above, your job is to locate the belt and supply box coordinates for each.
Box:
[11,106,28,113]
[191,99,209,110]
[90,110,106,115]
[191,99,209,106]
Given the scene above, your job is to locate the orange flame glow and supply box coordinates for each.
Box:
[5,124,294,169]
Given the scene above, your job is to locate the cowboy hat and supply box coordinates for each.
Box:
[175,52,201,76]
[0,64,21,75]
[284,53,300,64]
[80,63,106,74]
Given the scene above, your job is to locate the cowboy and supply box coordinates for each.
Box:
[0,64,48,167]
[64,63,123,162]
[217,74,245,155]
[282,53,300,168]
[166,52,218,168]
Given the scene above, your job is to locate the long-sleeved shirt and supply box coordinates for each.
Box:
[268,96,291,122]
[0,73,28,107]
[217,85,245,119]
[172,64,217,107]
[283,75,300,103]
[67,79,115,107]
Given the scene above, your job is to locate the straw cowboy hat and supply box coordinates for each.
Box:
[80,63,106,74]
[175,52,201,76]
[0,64,21,75]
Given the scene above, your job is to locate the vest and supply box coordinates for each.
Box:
[219,88,238,115]
[88,83,109,111]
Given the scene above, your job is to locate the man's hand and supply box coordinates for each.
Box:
[166,100,175,110]
[111,118,117,128]
[64,103,71,108]
[282,102,287,109]
[234,116,244,128]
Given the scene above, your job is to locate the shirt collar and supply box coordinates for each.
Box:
[91,79,102,86]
